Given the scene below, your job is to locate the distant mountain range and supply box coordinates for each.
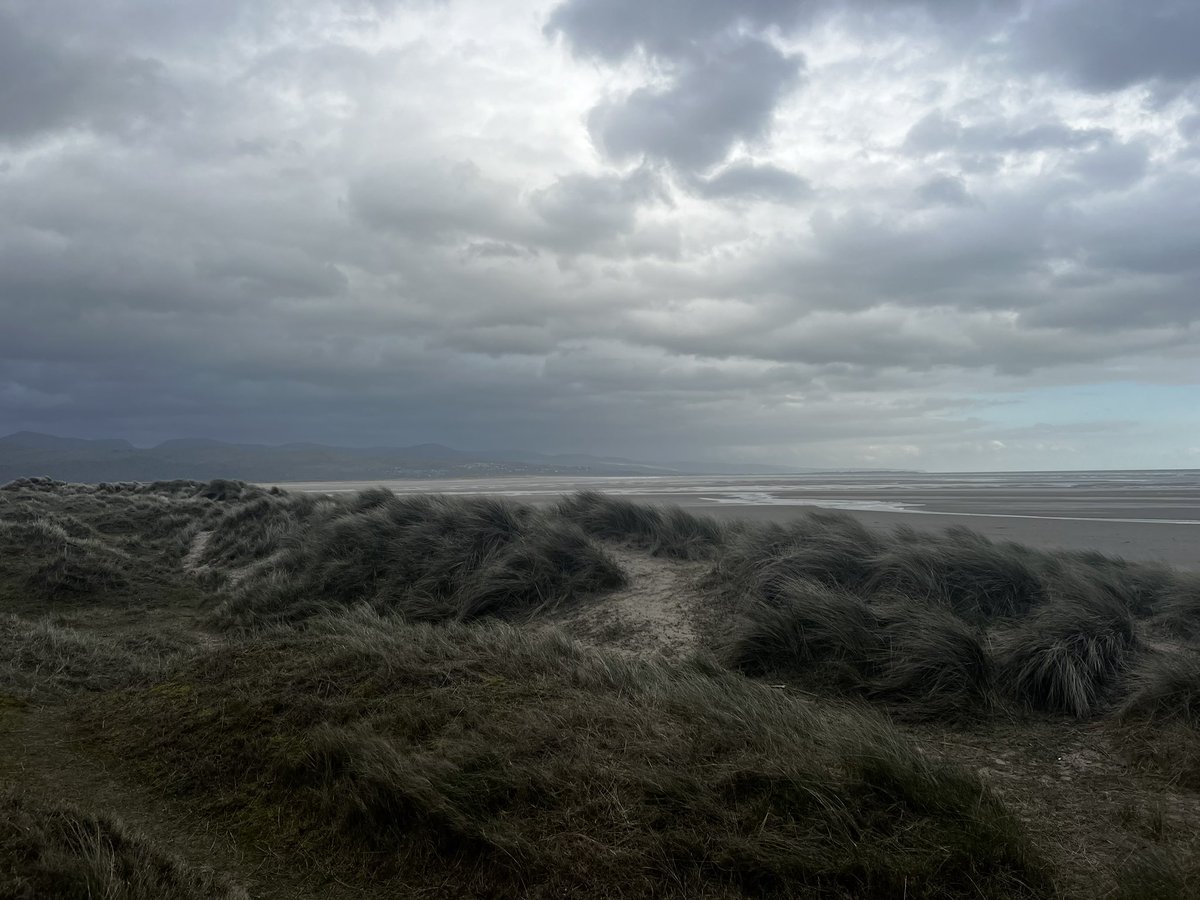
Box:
[0,431,815,484]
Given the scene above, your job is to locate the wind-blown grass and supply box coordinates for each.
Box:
[868,601,995,718]
[1114,650,1200,790]
[995,596,1139,718]
[722,581,995,718]
[210,493,627,629]
[0,788,247,900]
[83,613,1052,899]
[0,613,192,698]
[555,490,726,559]
[721,577,878,689]
[713,508,1200,719]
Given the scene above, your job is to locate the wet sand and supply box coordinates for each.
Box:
[271,471,1200,570]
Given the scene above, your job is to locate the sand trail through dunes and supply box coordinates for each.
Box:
[181,529,212,574]
[538,546,718,658]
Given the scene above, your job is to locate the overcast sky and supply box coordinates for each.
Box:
[2,0,1198,470]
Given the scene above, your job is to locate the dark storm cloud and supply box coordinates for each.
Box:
[1,0,1198,468]
[587,37,804,171]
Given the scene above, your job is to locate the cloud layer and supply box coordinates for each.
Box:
[1,0,1198,469]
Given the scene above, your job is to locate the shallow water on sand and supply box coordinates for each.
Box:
[272,470,1200,568]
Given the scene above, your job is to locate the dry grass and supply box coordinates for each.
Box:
[0,787,247,899]
[81,612,1052,899]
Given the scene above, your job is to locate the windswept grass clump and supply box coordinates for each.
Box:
[555,490,726,559]
[84,614,1052,899]
[996,597,1138,718]
[0,613,191,698]
[1114,650,1200,790]
[0,518,130,599]
[869,602,995,718]
[1119,651,1200,726]
[0,478,271,607]
[718,512,884,594]
[722,581,994,718]
[866,529,1047,623]
[0,788,246,900]
[721,578,878,690]
[195,491,321,573]
[715,510,1191,628]
[1153,575,1200,642]
[714,509,1200,720]
[211,493,626,629]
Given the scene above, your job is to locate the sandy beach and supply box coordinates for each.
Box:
[272,470,1200,570]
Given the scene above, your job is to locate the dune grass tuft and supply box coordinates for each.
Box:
[555,490,726,559]
[0,613,192,698]
[995,597,1139,718]
[0,788,247,900]
[210,493,627,629]
[869,601,996,717]
[1113,650,1200,790]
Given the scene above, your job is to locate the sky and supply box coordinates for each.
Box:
[2,0,1199,471]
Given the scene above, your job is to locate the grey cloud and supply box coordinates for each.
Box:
[349,162,672,259]
[544,0,801,61]
[1069,140,1150,191]
[588,37,803,171]
[0,11,176,142]
[1016,0,1200,93]
[465,242,537,260]
[195,251,349,299]
[2,0,1199,468]
[530,168,664,251]
[689,162,812,202]
[348,161,524,245]
[915,175,977,208]
[904,110,1112,157]
[1177,112,1200,140]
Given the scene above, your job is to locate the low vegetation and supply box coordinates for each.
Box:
[0,788,246,899]
[714,507,1199,721]
[84,614,1050,899]
[207,493,627,629]
[2,478,1199,898]
[0,613,192,699]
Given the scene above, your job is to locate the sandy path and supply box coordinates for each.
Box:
[539,546,716,658]
[181,529,212,573]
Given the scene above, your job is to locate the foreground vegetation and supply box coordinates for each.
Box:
[2,478,1198,898]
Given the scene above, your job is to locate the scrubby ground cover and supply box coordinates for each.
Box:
[0,788,246,900]
[1,479,1198,898]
